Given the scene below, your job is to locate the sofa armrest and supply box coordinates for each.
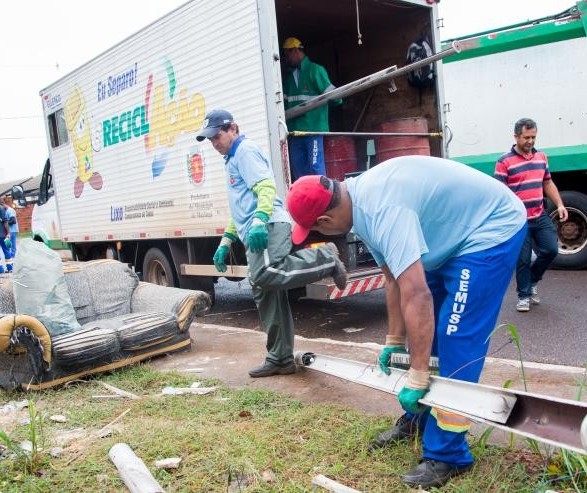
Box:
[0,314,52,366]
[130,283,211,331]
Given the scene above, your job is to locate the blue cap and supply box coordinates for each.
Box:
[196,109,234,141]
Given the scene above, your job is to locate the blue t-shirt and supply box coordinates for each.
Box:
[225,136,290,241]
[5,207,18,233]
[345,156,526,278]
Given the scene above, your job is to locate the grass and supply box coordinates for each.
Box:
[1,364,585,492]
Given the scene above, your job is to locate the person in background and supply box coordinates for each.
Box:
[2,196,18,258]
[196,109,347,378]
[282,37,342,180]
[0,199,12,273]
[285,156,526,489]
[494,118,568,312]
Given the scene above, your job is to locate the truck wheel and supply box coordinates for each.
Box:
[548,191,587,270]
[143,248,177,287]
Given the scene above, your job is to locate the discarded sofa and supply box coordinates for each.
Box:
[0,258,211,390]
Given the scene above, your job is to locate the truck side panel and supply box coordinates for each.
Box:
[41,0,275,244]
[443,4,587,269]
[444,20,587,174]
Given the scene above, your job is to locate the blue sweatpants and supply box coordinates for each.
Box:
[288,135,326,180]
[407,226,526,466]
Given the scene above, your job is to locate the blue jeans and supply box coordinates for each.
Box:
[9,232,17,257]
[516,212,558,299]
[288,135,326,180]
[0,237,12,273]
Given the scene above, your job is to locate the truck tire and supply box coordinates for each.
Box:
[548,190,587,270]
[143,248,177,287]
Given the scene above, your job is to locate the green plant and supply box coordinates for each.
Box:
[0,399,45,476]
[491,323,528,391]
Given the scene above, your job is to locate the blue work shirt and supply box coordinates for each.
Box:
[225,136,290,241]
[345,156,526,278]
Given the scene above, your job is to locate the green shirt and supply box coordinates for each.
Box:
[283,56,341,132]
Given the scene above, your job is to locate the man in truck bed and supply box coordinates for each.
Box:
[286,156,526,488]
[282,37,342,180]
[196,109,347,378]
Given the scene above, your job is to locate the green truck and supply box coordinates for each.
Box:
[442,1,587,269]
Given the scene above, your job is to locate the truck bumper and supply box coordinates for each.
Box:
[304,268,385,300]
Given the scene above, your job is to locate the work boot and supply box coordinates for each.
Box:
[369,413,422,450]
[248,360,297,378]
[325,243,348,290]
[516,298,530,312]
[401,459,472,488]
[530,284,540,305]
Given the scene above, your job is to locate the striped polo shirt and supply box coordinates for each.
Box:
[494,145,551,219]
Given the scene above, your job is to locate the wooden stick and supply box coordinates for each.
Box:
[63,408,132,467]
[95,408,131,437]
[91,395,127,399]
[311,474,362,493]
[99,382,141,400]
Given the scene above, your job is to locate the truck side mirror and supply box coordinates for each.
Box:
[11,185,24,201]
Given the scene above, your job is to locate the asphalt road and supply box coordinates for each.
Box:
[203,269,587,368]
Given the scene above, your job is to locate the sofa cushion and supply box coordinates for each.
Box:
[63,260,139,325]
[52,326,119,368]
[80,312,178,352]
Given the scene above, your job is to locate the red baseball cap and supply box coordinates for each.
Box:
[286,175,334,245]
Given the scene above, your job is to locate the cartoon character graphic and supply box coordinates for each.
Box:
[64,86,103,198]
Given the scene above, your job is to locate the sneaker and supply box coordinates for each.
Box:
[369,413,422,450]
[325,243,348,290]
[530,284,540,305]
[248,360,297,378]
[516,298,530,312]
[401,459,472,488]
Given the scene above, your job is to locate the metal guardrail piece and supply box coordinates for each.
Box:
[295,352,587,454]
[285,41,466,121]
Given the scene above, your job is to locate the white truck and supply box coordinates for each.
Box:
[19,0,450,301]
[442,1,587,269]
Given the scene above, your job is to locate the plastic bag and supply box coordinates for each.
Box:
[13,239,80,336]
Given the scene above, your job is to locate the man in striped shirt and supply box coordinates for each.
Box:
[494,118,568,312]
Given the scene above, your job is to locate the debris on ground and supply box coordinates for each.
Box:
[153,457,182,469]
[161,382,216,395]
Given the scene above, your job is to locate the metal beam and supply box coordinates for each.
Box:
[289,131,443,138]
[284,41,465,121]
[180,264,248,278]
[295,352,587,454]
